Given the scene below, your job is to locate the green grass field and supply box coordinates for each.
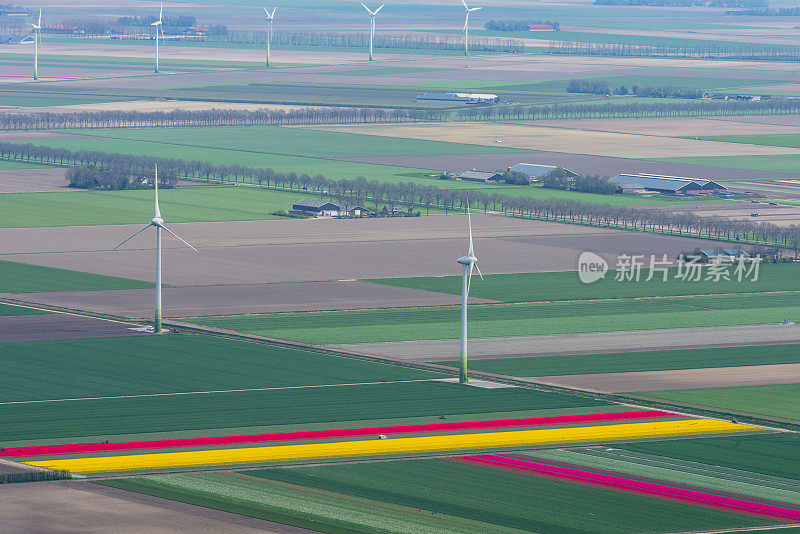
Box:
[192,291,800,344]
[369,265,800,303]
[634,383,800,421]
[0,260,151,293]
[1,334,437,402]
[0,303,49,316]
[244,458,772,533]
[696,133,800,149]
[1,376,602,442]
[654,154,800,175]
[620,433,800,481]
[0,186,317,228]
[99,472,518,534]
[59,126,526,158]
[437,343,800,377]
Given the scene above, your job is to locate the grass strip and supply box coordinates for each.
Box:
[0,259,151,293]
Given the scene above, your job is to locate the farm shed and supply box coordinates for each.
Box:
[610,173,726,195]
[700,249,750,263]
[381,204,405,215]
[508,163,577,183]
[416,92,499,104]
[457,170,503,183]
[292,199,341,218]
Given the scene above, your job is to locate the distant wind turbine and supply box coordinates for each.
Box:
[114,165,196,334]
[151,3,164,73]
[263,7,276,67]
[361,3,384,61]
[460,0,481,56]
[31,8,41,80]
[456,206,482,384]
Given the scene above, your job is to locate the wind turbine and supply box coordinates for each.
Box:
[361,3,383,61]
[151,3,163,73]
[456,206,482,384]
[114,165,196,334]
[31,8,41,80]
[460,0,481,56]
[263,7,276,67]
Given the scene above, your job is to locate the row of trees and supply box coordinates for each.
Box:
[483,20,560,31]
[6,95,800,131]
[66,165,178,190]
[567,79,703,99]
[595,0,765,6]
[204,31,525,53]
[727,7,800,15]
[541,173,620,195]
[5,141,800,251]
[550,40,800,61]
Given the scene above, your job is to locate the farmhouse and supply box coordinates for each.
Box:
[457,170,503,183]
[416,92,500,104]
[508,163,577,183]
[610,173,726,195]
[382,204,405,215]
[700,249,750,263]
[292,199,341,217]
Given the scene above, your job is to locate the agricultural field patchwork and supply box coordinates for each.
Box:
[0,260,151,293]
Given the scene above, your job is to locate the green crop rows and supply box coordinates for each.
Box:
[437,343,800,377]
[0,303,49,316]
[0,334,437,402]
[635,384,800,421]
[0,260,151,293]
[247,458,771,533]
[0,377,602,442]
[191,290,800,344]
[369,265,800,303]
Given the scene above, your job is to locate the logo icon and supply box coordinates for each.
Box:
[578,251,608,284]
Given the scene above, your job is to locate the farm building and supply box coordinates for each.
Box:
[456,170,503,183]
[382,204,405,215]
[508,163,577,183]
[700,249,750,263]
[292,199,341,217]
[416,92,500,104]
[609,173,726,195]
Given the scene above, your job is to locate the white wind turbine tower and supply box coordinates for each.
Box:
[114,165,196,334]
[263,7,276,67]
[457,206,482,384]
[361,3,384,61]
[460,0,481,56]
[151,3,164,73]
[31,8,41,80]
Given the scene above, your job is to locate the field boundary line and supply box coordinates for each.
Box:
[0,379,442,405]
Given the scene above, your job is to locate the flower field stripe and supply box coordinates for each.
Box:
[2,410,672,458]
[460,454,800,522]
[25,419,757,474]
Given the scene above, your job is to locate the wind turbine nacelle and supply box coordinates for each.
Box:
[152,217,164,226]
[458,255,477,266]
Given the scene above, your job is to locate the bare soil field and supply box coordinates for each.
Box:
[682,204,800,227]
[0,217,726,286]
[0,481,311,534]
[336,152,800,182]
[6,281,493,318]
[0,168,69,194]
[304,122,800,159]
[529,363,800,393]
[333,324,800,361]
[0,312,148,342]
[530,117,800,137]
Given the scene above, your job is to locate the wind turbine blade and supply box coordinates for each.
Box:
[38,8,41,27]
[160,224,198,252]
[269,7,276,18]
[361,3,374,15]
[374,4,384,14]
[467,262,474,296]
[470,6,482,11]
[263,6,269,13]
[154,165,161,218]
[113,223,153,250]
[475,263,484,281]
[461,0,469,9]
[159,2,163,21]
